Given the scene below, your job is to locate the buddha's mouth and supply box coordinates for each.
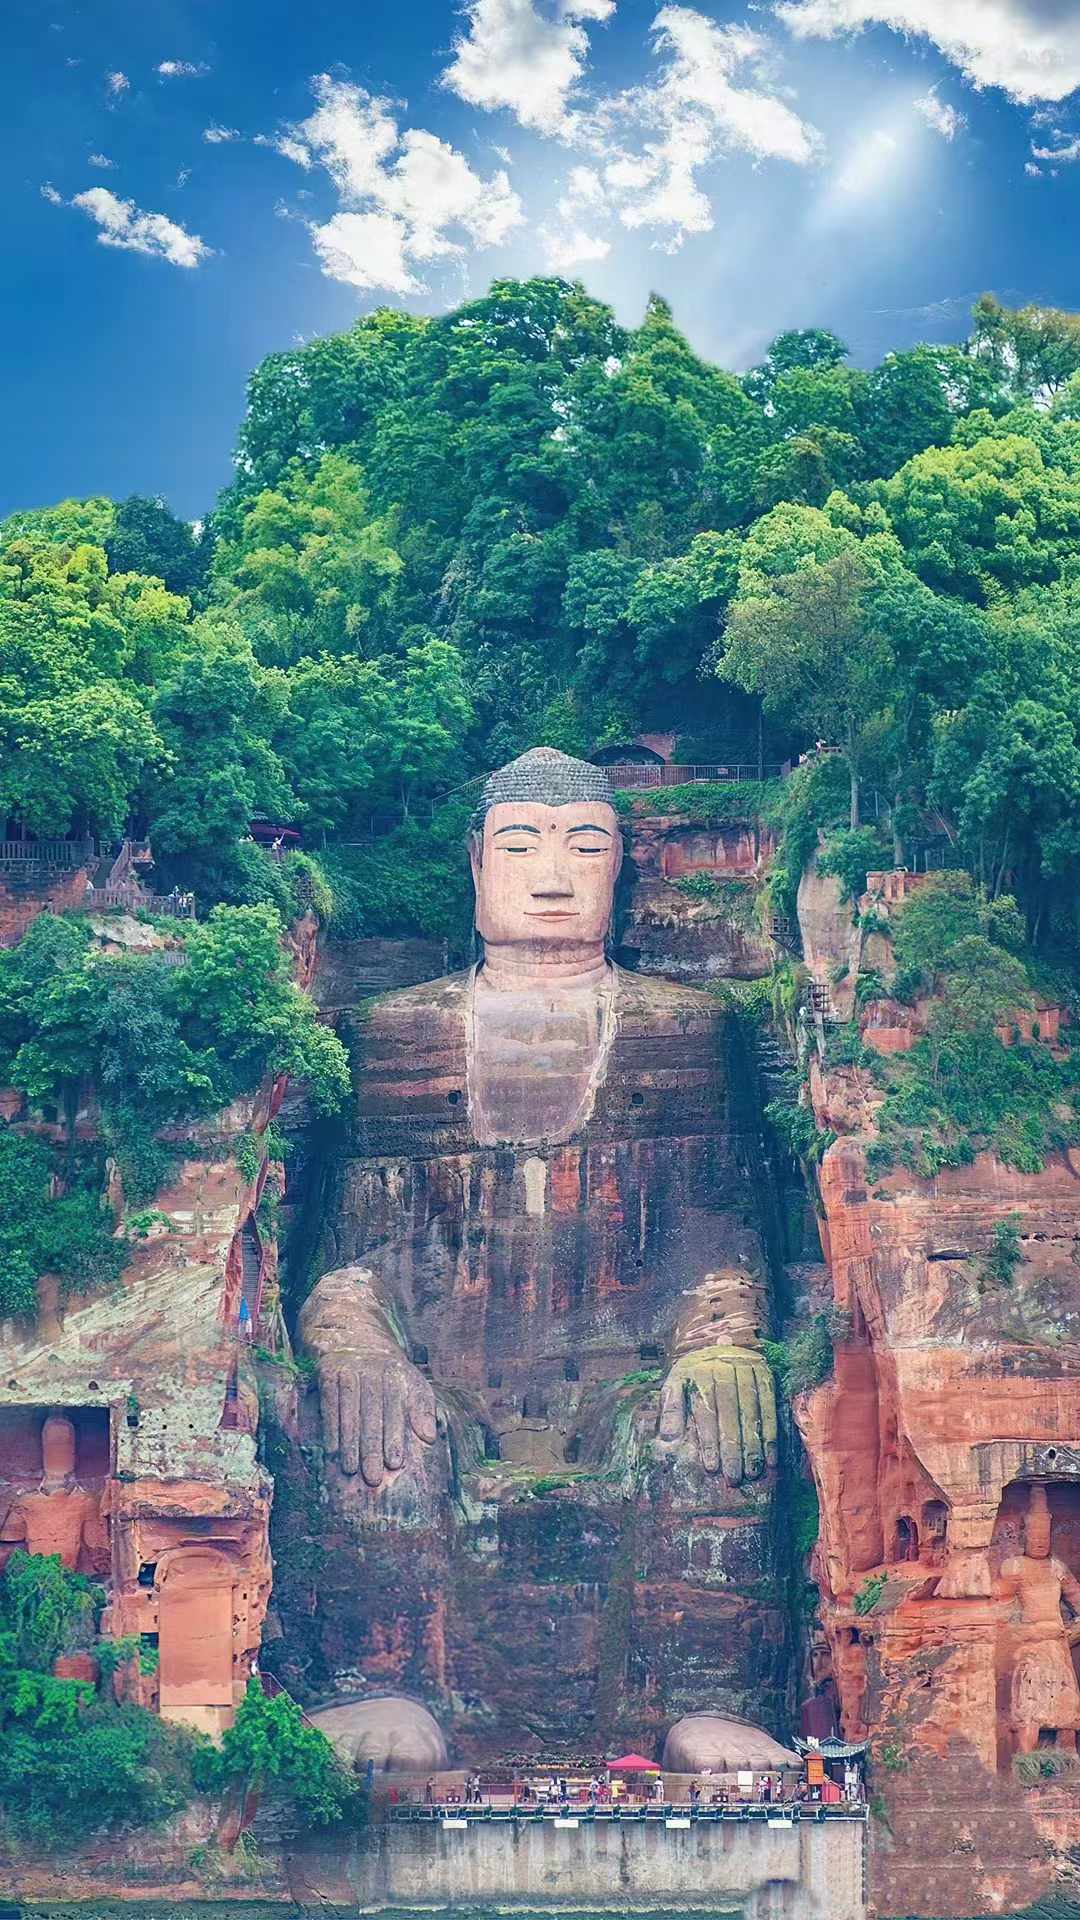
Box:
[525,910,578,918]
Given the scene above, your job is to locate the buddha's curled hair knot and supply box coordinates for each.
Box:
[470,746,615,829]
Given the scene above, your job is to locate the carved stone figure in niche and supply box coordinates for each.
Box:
[296,749,786,1740]
[833,1626,870,1740]
[301,748,777,1498]
[0,1413,107,1573]
[999,1484,1080,1754]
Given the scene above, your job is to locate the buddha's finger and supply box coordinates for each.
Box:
[691,1376,721,1474]
[383,1375,406,1470]
[659,1370,688,1441]
[339,1371,362,1477]
[737,1364,765,1481]
[360,1377,385,1488]
[410,1376,438,1446]
[321,1365,341,1457]
[758,1363,779,1467]
[714,1367,743,1485]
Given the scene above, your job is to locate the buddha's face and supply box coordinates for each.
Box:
[1024,1489,1052,1560]
[41,1413,76,1488]
[471,800,622,951]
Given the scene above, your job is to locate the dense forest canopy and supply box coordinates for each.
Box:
[1,280,1079,963]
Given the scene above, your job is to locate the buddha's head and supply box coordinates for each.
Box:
[469,748,622,974]
[1024,1483,1052,1560]
[40,1412,77,1493]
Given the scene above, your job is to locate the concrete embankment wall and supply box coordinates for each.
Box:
[348,1817,867,1920]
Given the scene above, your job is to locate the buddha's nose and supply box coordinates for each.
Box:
[531,848,574,896]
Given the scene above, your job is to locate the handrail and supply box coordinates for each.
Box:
[607,763,780,789]
[0,837,95,866]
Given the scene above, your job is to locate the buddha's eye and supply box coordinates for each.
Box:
[573,843,607,855]
[501,844,533,854]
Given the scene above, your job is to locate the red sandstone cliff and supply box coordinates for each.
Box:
[793,869,1080,1917]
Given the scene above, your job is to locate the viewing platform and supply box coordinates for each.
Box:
[388,1796,867,1827]
[360,1794,867,1920]
[604,760,783,789]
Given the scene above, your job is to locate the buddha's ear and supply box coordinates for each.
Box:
[468,828,484,885]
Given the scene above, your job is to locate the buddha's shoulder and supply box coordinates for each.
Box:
[345,971,471,1049]
[613,966,723,1031]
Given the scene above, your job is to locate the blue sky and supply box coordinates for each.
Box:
[5,0,1080,520]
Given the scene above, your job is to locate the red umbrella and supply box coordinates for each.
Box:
[607,1753,660,1771]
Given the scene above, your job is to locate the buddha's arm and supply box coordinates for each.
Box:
[1060,1564,1080,1635]
[298,1266,439,1488]
[656,1264,778,1486]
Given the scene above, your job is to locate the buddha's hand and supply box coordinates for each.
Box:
[657,1345,778,1486]
[298,1267,439,1488]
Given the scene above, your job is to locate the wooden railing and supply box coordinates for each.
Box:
[93,881,195,918]
[605,763,781,790]
[0,837,95,867]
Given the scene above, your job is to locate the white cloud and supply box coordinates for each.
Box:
[1031,133,1080,163]
[913,89,966,138]
[639,9,822,166]
[541,221,612,269]
[270,74,524,293]
[590,7,821,244]
[310,210,423,294]
[557,163,606,215]
[88,151,115,168]
[40,182,64,205]
[105,70,129,97]
[203,124,241,143]
[532,6,821,263]
[441,0,613,137]
[1025,159,1043,175]
[156,59,210,77]
[775,2,1080,107]
[69,187,212,267]
[176,167,192,187]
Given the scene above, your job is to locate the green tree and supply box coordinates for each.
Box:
[743,328,850,406]
[876,434,1080,600]
[0,540,176,836]
[105,495,208,601]
[721,547,894,825]
[0,497,116,550]
[861,344,1003,477]
[969,294,1080,404]
[0,1132,124,1319]
[212,453,403,665]
[195,1679,361,1827]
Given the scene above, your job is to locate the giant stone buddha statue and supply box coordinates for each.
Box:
[293,749,787,1757]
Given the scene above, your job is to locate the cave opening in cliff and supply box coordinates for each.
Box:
[895,1515,919,1562]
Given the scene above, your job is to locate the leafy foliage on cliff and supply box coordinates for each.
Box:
[3,280,1080,955]
[0,1132,124,1318]
[0,1552,194,1839]
[865,878,1079,1177]
[0,905,349,1202]
[193,1677,364,1827]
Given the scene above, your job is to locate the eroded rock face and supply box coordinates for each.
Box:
[619,809,775,982]
[794,881,1080,1915]
[0,1126,275,1737]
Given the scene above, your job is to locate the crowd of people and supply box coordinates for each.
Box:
[417,1765,863,1811]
